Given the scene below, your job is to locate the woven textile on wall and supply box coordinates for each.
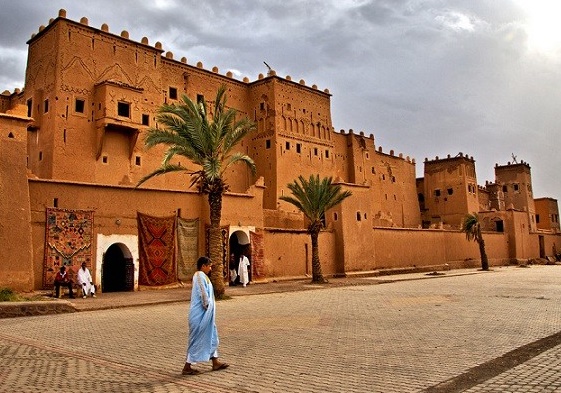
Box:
[43,208,94,289]
[250,230,265,279]
[137,212,177,286]
[177,218,199,282]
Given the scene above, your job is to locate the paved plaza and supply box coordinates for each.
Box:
[2,265,561,392]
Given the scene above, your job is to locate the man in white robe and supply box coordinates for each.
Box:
[182,256,229,375]
[238,253,250,287]
[76,262,96,298]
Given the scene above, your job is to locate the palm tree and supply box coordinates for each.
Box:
[462,212,489,271]
[137,85,256,298]
[280,175,352,283]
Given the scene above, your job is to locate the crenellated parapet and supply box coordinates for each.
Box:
[28,9,331,94]
[495,160,531,170]
[424,152,475,164]
[337,128,415,164]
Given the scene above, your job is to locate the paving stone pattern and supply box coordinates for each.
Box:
[1,266,561,392]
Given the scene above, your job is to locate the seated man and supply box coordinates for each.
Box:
[54,266,75,298]
[76,262,96,299]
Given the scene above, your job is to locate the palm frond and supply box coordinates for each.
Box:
[280,174,352,229]
[223,152,256,176]
[137,84,256,195]
[462,212,481,242]
[136,164,187,187]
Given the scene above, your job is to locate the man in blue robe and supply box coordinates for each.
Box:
[182,256,229,375]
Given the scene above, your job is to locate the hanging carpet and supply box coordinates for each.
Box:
[176,217,199,282]
[43,208,94,289]
[137,212,177,286]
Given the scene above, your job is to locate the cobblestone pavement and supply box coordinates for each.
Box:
[2,265,561,392]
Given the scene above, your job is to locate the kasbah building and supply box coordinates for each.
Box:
[1,9,560,293]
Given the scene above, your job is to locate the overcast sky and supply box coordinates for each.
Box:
[1,0,560,201]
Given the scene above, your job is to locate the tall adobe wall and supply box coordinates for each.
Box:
[0,109,34,291]
[22,10,257,192]
[21,10,338,202]
[328,130,420,228]
[253,77,335,209]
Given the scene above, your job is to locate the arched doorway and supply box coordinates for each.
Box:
[228,230,251,285]
[102,243,134,292]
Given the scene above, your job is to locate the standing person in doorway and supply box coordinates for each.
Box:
[238,252,250,287]
[182,256,229,375]
[76,262,96,298]
[229,253,238,286]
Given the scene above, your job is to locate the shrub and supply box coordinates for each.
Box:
[0,287,20,302]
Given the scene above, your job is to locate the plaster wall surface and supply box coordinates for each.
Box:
[262,229,337,279]
[535,198,560,232]
[0,115,34,290]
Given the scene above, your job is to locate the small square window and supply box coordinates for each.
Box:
[434,189,441,197]
[285,142,290,150]
[135,156,141,166]
[266,139,271,149]
[169,87,178,100]
[513,184,519,191]
[117,102,130,117]
[447,188,453,195]
[75,99,85,113]
[142,114,150,126]
[102,156,108,164]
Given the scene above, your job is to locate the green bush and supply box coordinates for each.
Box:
[0,287,21,302]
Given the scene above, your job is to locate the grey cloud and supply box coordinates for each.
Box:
[0,0,560,199]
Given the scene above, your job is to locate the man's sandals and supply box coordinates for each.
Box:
[212,362,229,371]
[182,362,229,375]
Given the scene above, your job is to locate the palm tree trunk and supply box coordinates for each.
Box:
[478,237,489,271]
[208,191,225,298]
[310,229,326,283]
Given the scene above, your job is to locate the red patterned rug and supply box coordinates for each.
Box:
[43,208,94,289]
[137,212,177,286]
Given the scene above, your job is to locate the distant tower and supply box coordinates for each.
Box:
[494,161,536,231]
[421,153,479,228]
